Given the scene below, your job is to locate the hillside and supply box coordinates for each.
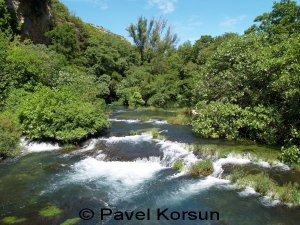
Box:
[4,0,125,44]
[0,0,299,170]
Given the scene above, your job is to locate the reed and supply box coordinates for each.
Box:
[189,159,214,176]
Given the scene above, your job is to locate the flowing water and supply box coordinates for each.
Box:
[0,109,300,225]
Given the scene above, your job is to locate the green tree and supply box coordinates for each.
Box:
[52,67,100,102]
[192,35,214,63]
[253,0,300,37]
[46,23,80,61]
[11,86,108,143]
[1,42,65,98]
[0,32,9,88]
[177,40,193,63]
[0,111,21,159]
[85,32,137,76]
[126,16,178,64]
[128,91,145,108]
[0,0,20,37]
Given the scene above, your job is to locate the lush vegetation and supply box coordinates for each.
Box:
[189,159,214,176]
[0,0,299,166]
[39,205,62,217]
[0,111,21,159]
[225,167,300,206]
[173,159,184,171]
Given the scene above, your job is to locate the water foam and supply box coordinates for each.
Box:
[260,196,281,207]
[253,160,271,168]
[238,187,259,197]
[82,139,98,151]
[272,162,290,171]
[20,138,61,152]
[146,120,168,125]
[70,157,163,187]
[100,134,153,144]
[156,140,198,167]
[185,176,230,194]
[108,118,168,124]
[108,118,140,123]
[212,154,251,178]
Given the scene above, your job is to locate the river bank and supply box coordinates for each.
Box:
[1,108,300,225]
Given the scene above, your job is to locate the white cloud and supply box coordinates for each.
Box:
[219,14,247,28]
[148,0,178,14]
[173,16,203,44]
[175,16,203,32]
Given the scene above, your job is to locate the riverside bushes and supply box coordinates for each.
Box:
[279,146,300,166]
[0,111,21,159]
[173,159,184,171]
[6,86,109,143]
[192,101,281,144]
[226,169,300,206]
[189,159,214,176]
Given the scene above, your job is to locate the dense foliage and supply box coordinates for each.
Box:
[0,0,299,163]
[6,86,108,142]
[0,111,21,159]
[0,0,110,157]
[191,2,300,149]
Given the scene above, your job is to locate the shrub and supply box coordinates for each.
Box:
[279,145,300,165]
[279,182,300,205]
[0,111,22,159]
[192,101,281,144]
[189,159,214,176]
[225,166,247,183]
[128,91,145,109]
[12,86,109,143]
[253,172,277,195]
[192,101,241,140]
[148,128,164,140]
[173,159,184,171]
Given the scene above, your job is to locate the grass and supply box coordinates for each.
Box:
[1,216,27,224]
[148,128,164,140]
[136,106,165,112]
[225,168,300,206]
[173,159,184,171]
[188,143,281,165]
[39,205,62,217]
[62,143,76,150]
[129,128,165,140]
[167,114,191,125]
[189,159,214,176]
[129,130,139,135]
[60,218,81,225]
[140,115,150,122]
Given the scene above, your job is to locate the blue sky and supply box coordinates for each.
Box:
[60,0,299,45]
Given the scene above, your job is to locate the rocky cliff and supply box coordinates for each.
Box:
[89,24,128,41]
[5,0,54,44]
[4,0,127,44]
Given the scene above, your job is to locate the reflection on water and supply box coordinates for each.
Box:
[0,109,299,225]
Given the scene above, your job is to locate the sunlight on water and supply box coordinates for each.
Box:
[1,110,299,225]
[100,134,153,144]
[20,138,61,152]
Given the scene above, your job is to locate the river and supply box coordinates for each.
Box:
[0,109,299,225]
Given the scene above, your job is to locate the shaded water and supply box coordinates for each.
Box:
[0,109,300,225]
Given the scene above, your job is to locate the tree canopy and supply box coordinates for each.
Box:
[0,0,299,164]
[126,16,178,63]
